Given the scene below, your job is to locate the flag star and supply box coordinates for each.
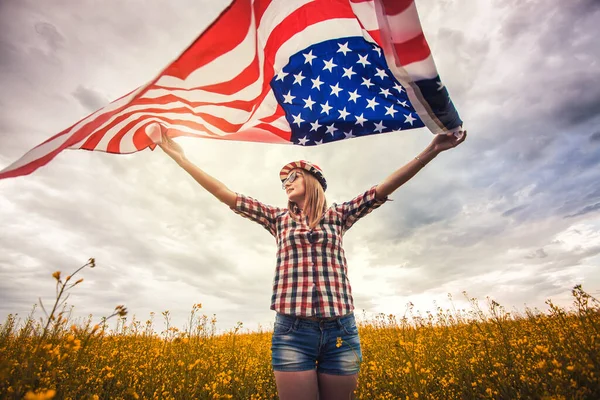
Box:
[379,88,391,98]
[398,100,409,108]
[348,89,361,103]
[303,50,317,65]
[361,78,374,88]
[366,97,379,110]
[373,46,382,57]
[293,71,305,85]
[337,42,351,56]
[314,139,324,145]
[311,76,324,90]
[384,104,398,117]
[303,96,316,110]
[275,70,288,82]
[375,68,388,79]
[338,107,350,120]
[323,58,338,72]
[355,113,367,126]
[356,54,370,67]
[292,113,305,127]
[404,113,417,126]
[437,80,445,91]
[310,119,322,132]
[330,83,343,97]
[320,101,333,115]
[325,124,338,135]
[342,66,356,79]
[298,136,310,145]
[283,91,296,104]
[343,129,355,139]
[393,83,404,93]
[374,121,386,133]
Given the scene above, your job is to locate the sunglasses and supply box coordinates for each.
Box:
[282,171,303,189]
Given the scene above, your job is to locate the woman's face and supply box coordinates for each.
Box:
[283,169,306,204]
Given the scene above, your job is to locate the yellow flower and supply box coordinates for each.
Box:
[24,389,56,400]
[336,337,343,348]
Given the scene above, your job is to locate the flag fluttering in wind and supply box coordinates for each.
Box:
[0,0,462,180]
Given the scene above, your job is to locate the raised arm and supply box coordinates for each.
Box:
[375,130,467,200]
[158,131,237,208]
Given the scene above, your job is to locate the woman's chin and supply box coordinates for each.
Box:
[287,194,303,203]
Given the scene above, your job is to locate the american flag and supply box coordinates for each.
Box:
[0,0,462,180]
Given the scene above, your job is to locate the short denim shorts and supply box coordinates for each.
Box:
[271,312,363,375]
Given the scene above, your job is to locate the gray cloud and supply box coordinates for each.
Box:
[34,22,65,52]
[565,203,600,219]
[72,85,108,112]
[525,248,548,259]
[590,131,600,142]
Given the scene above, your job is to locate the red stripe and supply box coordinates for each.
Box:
[365,29,382,48]
[380,0,413,16]
[392,32,431,65]
[162,0,252,79]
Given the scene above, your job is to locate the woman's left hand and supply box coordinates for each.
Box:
[431,130,467,153]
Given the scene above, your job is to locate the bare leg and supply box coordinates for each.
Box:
[274,370,319,400]
[317,373,359,400]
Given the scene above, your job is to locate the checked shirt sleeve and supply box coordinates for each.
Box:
[230,193,281,237]
[334,186,389,233]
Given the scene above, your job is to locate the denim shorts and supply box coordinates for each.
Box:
[271,312,363,375]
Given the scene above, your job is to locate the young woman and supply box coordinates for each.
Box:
[158,129,466,400]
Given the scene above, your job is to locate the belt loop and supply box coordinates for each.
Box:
[293,317,300,330]
[336,316,344,330]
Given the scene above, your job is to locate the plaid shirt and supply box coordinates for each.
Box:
[230,186,388,318]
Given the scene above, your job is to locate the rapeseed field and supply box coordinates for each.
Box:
[1,259,599,399]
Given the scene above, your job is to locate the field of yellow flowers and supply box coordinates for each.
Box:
[1,259,599,399]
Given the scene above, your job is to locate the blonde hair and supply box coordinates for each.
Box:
[288,170,327,229]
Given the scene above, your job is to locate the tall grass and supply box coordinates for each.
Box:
[1,259,599,399]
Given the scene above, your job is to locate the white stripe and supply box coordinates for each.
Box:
[354,1,427,58]
[240,90,279,130]
[350,0,378,31]
[270,116,291,132]
[403,54,438,81]
[1,132,76,172]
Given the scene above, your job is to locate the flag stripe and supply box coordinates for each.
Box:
[392,33,431,66]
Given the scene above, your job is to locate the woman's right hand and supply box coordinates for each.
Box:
[158,131,186,163]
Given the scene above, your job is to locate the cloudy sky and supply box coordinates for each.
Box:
[1,0,599,334]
